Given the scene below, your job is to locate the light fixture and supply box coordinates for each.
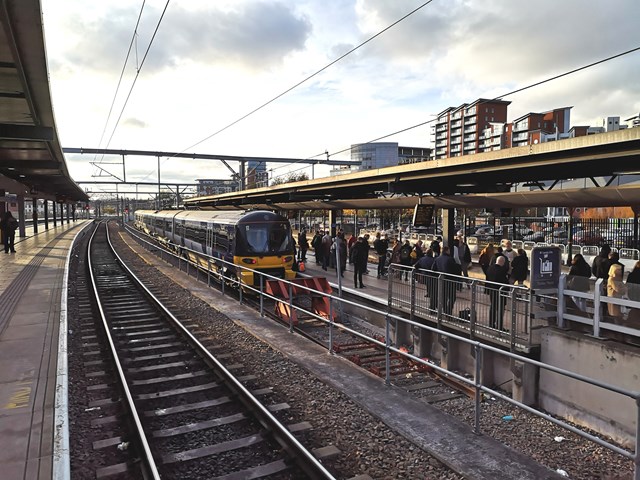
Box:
[612,170,640,175]
[456,182,477,187]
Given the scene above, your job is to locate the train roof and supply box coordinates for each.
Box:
[135,209,287,224]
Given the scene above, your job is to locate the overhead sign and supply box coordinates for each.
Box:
[412,204,434,228]
[530,246,561,290]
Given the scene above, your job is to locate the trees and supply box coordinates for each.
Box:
[270,172,309,186]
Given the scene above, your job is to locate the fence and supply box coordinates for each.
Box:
[388,264,534,350]
[559,274,640,339]
[123,223,640,478]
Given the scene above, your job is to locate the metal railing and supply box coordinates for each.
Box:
[124,224,640,479]
[388,264,534,349]
[559,274,640,339]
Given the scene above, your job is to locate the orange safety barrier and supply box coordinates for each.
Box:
[265,276,335,326]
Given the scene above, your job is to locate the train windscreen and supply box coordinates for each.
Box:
[237,222,293,255]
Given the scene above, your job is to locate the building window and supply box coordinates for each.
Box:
[491,108,494,113]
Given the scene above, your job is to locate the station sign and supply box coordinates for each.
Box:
[530,246,561,290]
[412,204,434,228]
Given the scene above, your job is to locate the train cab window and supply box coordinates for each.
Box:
[237,223,293,255]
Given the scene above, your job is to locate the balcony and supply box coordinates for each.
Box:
[450,137,461,145]
[451,146,461,153]
[436,133,448,140]
[464,125,476,133]
[450,129,461,137]
[452,112,462,120]
[513,122,529,132]
[464,107,477,116]
[464,143,475,150]
[464,134,476,142]
[436,140,447,147]
[512,133,528,142]
[464,115,476,125]
[436,124,448,132]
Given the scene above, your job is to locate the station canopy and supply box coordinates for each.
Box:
[0,1,87,202]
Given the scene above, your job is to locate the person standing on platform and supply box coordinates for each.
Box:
[510,248,529,286]
[607,264,627,320]
[399,240,413,280]
[567,253,592,311]
[432,246,460,316]
[479,243,495,278]
[486,255,509,330]
[430,239,441,257]
[351,236,369,288]
[1,211,18,254]
[457,236,472,281]
[347,233,357,265]
[592,245,612,280]
[415,249,437,310]
[311,230,323,265]
[608,251,625,278]
[373,232,389,279]
[363,233,371,274]
[321,231,332,271]
[297,229,308,262]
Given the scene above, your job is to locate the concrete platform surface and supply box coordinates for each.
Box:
[0,220,88,480]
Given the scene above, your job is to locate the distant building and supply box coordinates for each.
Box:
[196,178,238,196]
[433,98,511,159]
[330,142,432,176]
[246,161,268,189]
[509,107,572,147]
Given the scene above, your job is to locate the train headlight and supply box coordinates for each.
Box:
[241,258,257,264]
[283,256,293,263]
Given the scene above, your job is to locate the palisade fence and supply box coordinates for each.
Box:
[122,222,640,478]
[461,216,640,251]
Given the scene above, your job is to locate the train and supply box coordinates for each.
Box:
[134,209,297,286]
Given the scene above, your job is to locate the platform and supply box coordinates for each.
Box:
[0,220,89,480]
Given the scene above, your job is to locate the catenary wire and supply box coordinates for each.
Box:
[102,0,171,155]
[317,45,640,162]
[93,0,147,174]
[136,0,438,183]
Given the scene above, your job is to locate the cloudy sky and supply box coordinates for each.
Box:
[42,0,640,200]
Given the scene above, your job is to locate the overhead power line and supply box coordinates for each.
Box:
[93,0,147,171]
[102,1,171,154]
[321,45,640,160]
[181,0,437,153]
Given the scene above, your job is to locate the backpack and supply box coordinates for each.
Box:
[7,217,18,232]
[400,247,411,261]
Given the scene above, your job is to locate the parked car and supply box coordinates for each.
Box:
[523,230,547,243]
[474,226,494,236]
[545,228,568,245]
[572,230,605,246]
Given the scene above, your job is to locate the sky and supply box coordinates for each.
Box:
[41,0,640,201]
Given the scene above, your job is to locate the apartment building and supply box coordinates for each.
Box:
[510,107,572,147]
[433,98,511,159]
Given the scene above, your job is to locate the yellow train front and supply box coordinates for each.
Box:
[134,209,297,287]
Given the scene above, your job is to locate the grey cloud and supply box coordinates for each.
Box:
[61,2,312,74]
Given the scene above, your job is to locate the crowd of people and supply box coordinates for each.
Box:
[297,228,640,330]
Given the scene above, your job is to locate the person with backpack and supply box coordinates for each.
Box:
[311,230,323,265]
[399,240,413,280]
[1,211,18,254]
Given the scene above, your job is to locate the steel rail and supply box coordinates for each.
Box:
[108,222,337,480]
[87,222,161,480]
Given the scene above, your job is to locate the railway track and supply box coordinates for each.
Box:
[83,221,337,479]
[122,223,475,405]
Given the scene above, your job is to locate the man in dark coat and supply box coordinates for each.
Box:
[591,245,612,280]
[311,230,323,265]
[415,249,437,310]
[297,229,308,262]
[351,237,369,288]
[373,232,389,279]
[486,255,509,330]
[432,246,460,316]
